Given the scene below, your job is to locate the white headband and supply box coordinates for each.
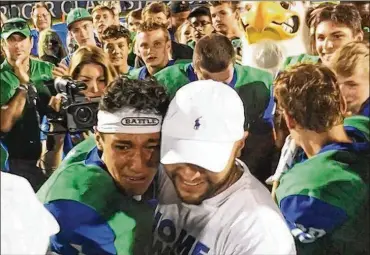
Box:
[97,108,163,134]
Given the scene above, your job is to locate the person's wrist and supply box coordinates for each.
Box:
[18,84,29,91]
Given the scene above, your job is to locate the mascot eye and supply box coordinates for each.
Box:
[280,1,291,10]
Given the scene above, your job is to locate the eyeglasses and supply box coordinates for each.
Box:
[1,21,29,33]
[190,21,212,29]
[35,14,50,19]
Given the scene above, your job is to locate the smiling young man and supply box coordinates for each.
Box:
[102,25,133,75]
[30,2,52,57]
[331,41,369,117]
[37,76,169,254]
[283,3,363,69]
[152,80,296,255]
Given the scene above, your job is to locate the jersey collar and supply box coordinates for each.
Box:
[187,64,237,88]
[139,59,176,80]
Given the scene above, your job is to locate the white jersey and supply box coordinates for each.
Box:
[152,159,296,255]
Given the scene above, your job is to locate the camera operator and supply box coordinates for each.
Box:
[0,18,54,190]
[41,45,117,171]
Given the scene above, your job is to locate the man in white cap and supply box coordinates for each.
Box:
[152,80,296,254]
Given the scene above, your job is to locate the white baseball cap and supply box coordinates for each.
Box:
[161,80,245,172]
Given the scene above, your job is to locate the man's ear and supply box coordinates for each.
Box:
[340,94,350,116]
[355,31,363,42]
[95,131,104,151]
[235,9,240,21]
[283,111,296,130]
[236,131,249,157]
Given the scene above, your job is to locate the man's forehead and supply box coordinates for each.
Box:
[107,132,161,142]
[93,8,113,16]
[105,37,128,45]
[71,20,92,29]
[8,33,28,40]
[316,21,353,34]
[210,3,233,12]
[137,29,166,40]
[191,16,211,22]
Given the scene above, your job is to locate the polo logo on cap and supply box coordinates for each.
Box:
[194,117,202,130]
[121,117,160,126]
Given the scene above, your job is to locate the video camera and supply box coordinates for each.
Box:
[44,77,99,133]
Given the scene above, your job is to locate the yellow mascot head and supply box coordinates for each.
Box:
[240,1,319,76]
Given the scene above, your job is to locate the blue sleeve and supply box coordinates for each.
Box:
[45,200,117,255]
[280,194,348,244]
[262,87,275,130]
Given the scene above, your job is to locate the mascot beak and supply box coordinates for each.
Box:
[246,2,285,33]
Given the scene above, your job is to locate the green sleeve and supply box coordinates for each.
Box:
[154,64,190,98]
[0,78,17,106]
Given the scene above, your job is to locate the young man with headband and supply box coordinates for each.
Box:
[37,77,169,254]
[152,80,296,254]
[274,64,369,254]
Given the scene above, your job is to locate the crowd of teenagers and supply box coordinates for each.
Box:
[0,1,369,255]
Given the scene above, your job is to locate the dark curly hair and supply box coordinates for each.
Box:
[99,75,169,117]
[102,25,132,45]
[274,64,344,133]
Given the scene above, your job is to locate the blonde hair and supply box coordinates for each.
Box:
[69,45,117,85]
[38,29,67,58]
[331,41,369,77]
[175,20,192,44]
[142,1,170,21]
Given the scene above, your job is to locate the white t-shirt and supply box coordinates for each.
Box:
[153,159,296,255]
[1,172,60,254]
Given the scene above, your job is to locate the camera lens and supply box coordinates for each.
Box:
[75,107,92,123]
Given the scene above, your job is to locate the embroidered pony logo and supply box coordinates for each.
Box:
[194,117,202,130]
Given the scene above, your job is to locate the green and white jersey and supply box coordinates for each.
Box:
[276,116,370,255]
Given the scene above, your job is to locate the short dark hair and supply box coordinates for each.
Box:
[307,4,362,53]
[208,1,238,12]
[127,8,142,20]
[274,64,344,133]
[194,33,235,73]
[102,25,132,45]
[188,6,211,20]
[100,76,170,117]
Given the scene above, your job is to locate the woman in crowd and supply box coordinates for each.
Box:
[39,45,117,172]
[38,29,67,65]
[175,20,193,45]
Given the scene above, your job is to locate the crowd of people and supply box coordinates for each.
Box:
[0,1,369,255]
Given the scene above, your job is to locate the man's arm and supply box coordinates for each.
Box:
[0,86,28,132]
[45,200,122,255]
[0,55,32,133]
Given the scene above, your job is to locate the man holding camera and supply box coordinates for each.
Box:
[38,76,169,254]
[0,18,54,190]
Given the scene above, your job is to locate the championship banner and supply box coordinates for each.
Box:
[0,1,208,22]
